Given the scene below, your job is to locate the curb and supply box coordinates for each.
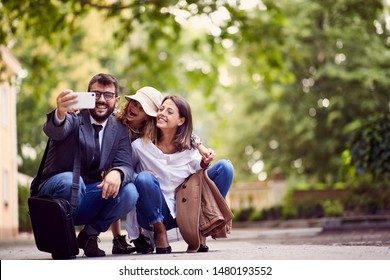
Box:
[322,215,390,231]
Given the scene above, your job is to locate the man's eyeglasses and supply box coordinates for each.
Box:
[93,91,116,101]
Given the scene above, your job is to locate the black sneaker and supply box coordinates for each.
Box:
[131,233,154,254]
[112,235,137,254]
[77,229,106,257]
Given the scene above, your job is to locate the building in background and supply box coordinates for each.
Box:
[0,45,21,239]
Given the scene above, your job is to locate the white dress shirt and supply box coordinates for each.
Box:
[90,116,107,149]
[54,109,107,148]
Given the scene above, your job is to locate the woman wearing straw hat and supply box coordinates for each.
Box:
[130,95,234,254]
[110,87,210,254]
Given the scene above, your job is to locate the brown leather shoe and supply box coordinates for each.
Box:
[77,229,105,257]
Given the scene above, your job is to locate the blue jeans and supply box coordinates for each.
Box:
[38,172,138,236]
[135,159,234,231]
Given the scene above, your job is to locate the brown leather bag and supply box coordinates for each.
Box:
[175,169,233,252]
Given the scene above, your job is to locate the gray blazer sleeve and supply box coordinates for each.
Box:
[43,110,78,140]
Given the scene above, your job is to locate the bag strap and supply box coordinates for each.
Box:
[30,118,81,212]
[70,133,81,211]
[29,139,50,197]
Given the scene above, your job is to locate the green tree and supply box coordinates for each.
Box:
[14,10,123,176]
[348,113,390,183]
[215,0,390,184]
[2,0,390,187]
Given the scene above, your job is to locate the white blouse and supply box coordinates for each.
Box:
[131,138,202,218]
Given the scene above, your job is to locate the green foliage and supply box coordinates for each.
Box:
[342,185,390,215]
[232,207,256,222]
[349,113,390,182]
[249,209,262,222]
[313,183,327,190]
[232,184,390,222]
[333,181,347,190]
[1,0,86,49]
[340,148,357,181]
[18,185,31,232]
[259,206,285,220]
[281,203,298,220]
[213,0,390,184]
[295,183,311,191]
[2,0,390,187]
[296,201,325,219]
[322,199,344,217]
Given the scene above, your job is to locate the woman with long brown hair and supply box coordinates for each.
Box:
[111,88,210,254]
[130,95,234,253]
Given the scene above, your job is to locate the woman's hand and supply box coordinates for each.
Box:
[201,148,215,168]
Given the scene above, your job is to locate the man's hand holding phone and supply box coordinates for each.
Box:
[56,90,96,120]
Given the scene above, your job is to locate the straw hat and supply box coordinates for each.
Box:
[125,86,163,117]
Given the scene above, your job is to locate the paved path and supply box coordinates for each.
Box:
[2,227,389,280]
[1,227,390,260]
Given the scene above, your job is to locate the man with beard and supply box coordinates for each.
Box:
[35,73,138,257]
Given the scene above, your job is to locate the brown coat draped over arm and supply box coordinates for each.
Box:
[175,169,233,252]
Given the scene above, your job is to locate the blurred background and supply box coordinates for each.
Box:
[1,0,390,239]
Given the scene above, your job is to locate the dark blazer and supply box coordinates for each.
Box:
[38,109,134,186]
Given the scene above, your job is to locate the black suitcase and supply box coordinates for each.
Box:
[28,135,81,259]
[28,195,79,259]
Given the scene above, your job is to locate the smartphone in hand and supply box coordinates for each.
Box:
[69,92,96,109]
